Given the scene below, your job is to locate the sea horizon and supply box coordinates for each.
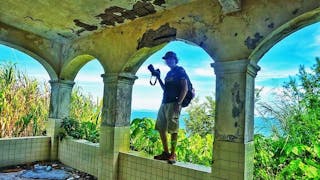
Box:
[131,109,280,137]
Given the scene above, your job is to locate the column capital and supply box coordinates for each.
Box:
[101,73,138,85]
[211,59,260,77]
[49,79,75,88]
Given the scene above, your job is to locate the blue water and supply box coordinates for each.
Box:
[131,110,280,137]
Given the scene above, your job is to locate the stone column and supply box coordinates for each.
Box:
[46,79,75,160]
[211,60,260,180]
[98,73,137,180]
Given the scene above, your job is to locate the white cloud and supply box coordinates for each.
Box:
[132,95,162,110]
[256,86,283,100]
[314,35,320,46]
[75,74,103,83]
[310,24,320,47]
[257,65,314,84]
[254,86,283,116]
[192,68,215,77]
[257,68,298,81]
[28,73,50,82]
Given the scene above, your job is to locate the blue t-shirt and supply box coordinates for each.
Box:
[162,66,188,104]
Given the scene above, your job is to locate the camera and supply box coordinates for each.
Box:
[147,64,160,77]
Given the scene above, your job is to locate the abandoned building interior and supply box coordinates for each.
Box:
[0,0,320,179]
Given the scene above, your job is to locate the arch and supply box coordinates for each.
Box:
[60,54,105,81]
[249,7,320,63]
[0,41,58,80]
[122,38,214,74]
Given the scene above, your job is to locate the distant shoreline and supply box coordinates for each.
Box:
[131,110,280,137]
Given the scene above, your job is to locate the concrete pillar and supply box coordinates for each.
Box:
[48,80,75,119]
[46,79,75,160]
[98,73,137,180]
[211,60,260,180]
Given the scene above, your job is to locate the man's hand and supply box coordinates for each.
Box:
[152,69,160,78]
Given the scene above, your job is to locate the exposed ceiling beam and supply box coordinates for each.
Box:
[218,0,241,14]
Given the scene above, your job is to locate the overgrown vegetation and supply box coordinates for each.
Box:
[130,117,213,166]
[0,63,49,137]
[254,58,320,179]
[0,62,102,139]
[60,117,100,143]
[59,87,102,143]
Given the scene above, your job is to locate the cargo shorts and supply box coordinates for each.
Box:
[155,102,181,134]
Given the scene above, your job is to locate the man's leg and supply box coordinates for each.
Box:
[160,130,169,153]
[154,104,170,160]
[168,133,178,164]
[170,133,177,154]
[154,130,170,160]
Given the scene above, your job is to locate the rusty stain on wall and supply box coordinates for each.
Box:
[137,23,176,49]
[231,82,243,118]
[96,1,157,26]
[153,0,166,6]
[24,16,43,23]
[267,22,274,29]
[215,131,239,142]
[244,32,263,49]
[73,20,98,31]
[73,19,98,36]
[292,8,299,15]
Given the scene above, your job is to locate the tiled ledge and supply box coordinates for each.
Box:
[0,136,50,141]
[66,137,100,147]
[119,151,212,180]
[125,151,211,173]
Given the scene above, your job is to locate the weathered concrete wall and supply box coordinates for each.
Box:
[0,22,59,80]
[1,0,319,79]
[59,0,320,80]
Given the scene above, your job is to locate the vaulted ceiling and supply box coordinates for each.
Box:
[0,0,241,43]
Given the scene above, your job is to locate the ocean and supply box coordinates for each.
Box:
[131,110,279,137]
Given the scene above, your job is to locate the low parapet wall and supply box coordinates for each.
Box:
[119,152,212,180]
[0,136,50,168]
[58,137,99,177]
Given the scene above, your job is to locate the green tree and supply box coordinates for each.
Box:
[184,96,215,137]
[257,58,320,143]
[255,58,320,179]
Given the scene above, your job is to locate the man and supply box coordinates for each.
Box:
[153,51,188,164]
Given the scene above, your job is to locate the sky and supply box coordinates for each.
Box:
[0,22,319,112]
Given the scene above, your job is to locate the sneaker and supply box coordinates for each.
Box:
[154,152,170,161]
[168,153,176,164]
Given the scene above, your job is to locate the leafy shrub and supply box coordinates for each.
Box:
[60,117,100,143]
[130,117,213,166]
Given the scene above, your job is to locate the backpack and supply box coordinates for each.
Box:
[181,75,195,108]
